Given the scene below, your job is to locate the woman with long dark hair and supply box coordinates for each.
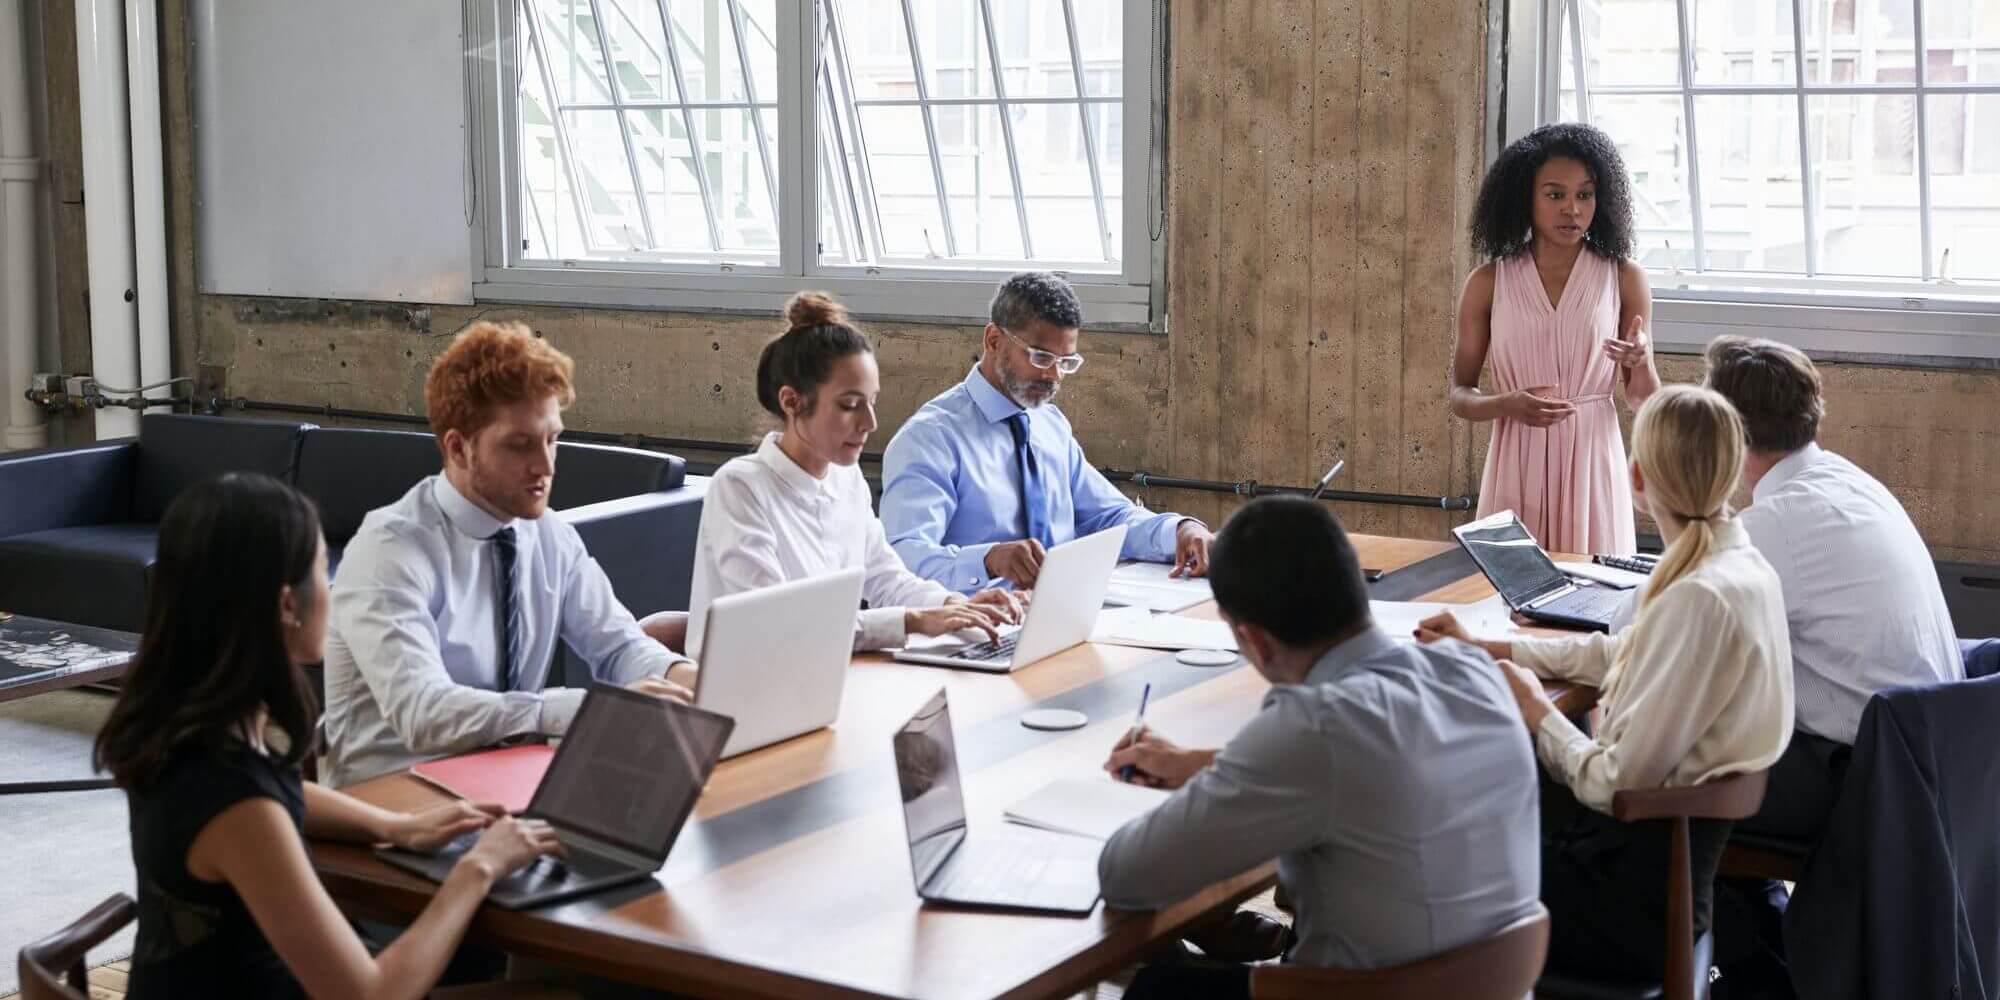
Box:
[1451,122,1659,554]
[97,473,563,999]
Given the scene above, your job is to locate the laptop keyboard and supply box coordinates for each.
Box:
[1557,586,1627,620]
[955,633,1019,663]
[427,830,629,887]
[936,837,1051,902]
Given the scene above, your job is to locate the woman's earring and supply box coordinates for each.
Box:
[283,617,302,630]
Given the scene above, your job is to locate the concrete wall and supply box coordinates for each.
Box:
[33,0,2000,564]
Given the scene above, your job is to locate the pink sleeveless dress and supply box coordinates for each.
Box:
[1476,249,1636,555]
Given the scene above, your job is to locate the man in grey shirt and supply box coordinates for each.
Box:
[1098,496,1541,998]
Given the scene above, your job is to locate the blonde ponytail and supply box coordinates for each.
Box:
[1602,385,1745,693]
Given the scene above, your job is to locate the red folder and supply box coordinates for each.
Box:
[409,744,554,814]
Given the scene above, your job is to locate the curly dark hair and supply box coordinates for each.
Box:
[990,271,1083,330]
[1470,122,1635,261]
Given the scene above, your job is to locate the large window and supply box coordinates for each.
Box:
[477,0,1160,324]
[1538,0,2000,305]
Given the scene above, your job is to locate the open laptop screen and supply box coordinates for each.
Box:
[1453,510,1570,608]
[895,688,967,889]
[527,685,734,861]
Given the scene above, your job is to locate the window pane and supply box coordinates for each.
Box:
[1694,95,1807,272]
[699,108,779,250]
[936,105,1026,257]
[521,26,589,259]
[1013,103,1104,259]
[734,0,779,101]
[1583,0,1682,87]
[661,0,753,103]
[813,0,1125,268]
[531,1,617,105]
[625,111,713,252]
[1800,0,1919,84]
[1929,93,2000,281]
[842,0,922,100]
[1594,95,1698,269]
[1691,0,1795,86]
[1809,94,1923,276]
[910,0,998,98]
[598,0,678,103]
[858,105,952,257]
[565,110,652,250]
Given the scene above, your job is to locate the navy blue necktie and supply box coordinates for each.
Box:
[1005,412,1053,548]
[490,526,525,691]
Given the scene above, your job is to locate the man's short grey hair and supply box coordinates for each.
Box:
[990,271,1083,331]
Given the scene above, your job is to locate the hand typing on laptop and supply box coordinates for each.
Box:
[451,815,568,885]
[384,799,507,852]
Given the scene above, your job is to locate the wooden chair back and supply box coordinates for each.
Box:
[17,894,136,1000]
[1250,904,1550,1000]
[1609,769,1770,1000]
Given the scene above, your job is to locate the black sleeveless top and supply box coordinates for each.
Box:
[124,743,307,999]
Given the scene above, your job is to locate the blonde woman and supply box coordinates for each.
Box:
[1417,384,1794,979]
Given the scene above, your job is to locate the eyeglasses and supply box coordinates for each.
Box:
[999,328,1085,375]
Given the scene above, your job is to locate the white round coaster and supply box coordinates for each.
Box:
[1021,708,1089,731]
[1175,648,1239,667]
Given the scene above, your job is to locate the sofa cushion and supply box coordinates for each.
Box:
[294,428,444,548]
[135,414,314,522]
[0,523,158,632]
[551,441,684,510]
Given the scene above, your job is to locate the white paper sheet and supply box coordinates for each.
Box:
[1370,594,1520,642]
[1101,561,1214,613]
[1004,777,1171,840]
[1091,607,1239,651]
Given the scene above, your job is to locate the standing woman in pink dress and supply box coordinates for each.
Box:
[1452,123,1659,554]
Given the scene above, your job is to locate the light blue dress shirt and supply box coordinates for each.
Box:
[321,475,686,786]
[1098,627,1543,970]
[880,366,1192,591]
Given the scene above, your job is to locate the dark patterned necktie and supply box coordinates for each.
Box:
[491,526,524,691]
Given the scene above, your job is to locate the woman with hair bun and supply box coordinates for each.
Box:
[681,291,1021,657]
[1452,122,1660,555]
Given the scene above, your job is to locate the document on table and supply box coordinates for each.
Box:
[1091,606,1238,651]
[1004,777,1171,840]
[1370,594,1521,641]
[1102,561,1212,613]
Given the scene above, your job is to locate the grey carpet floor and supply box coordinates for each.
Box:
[0,689,135,995]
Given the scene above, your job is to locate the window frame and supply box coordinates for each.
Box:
[467,0,1166,329]
[1495,0,2000,363]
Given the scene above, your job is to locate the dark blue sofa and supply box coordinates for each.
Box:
[0,414,705,639]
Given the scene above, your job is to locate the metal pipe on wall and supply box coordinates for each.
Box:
[0,0,47,450]
[125,0,171,407]
[204,395,1481,512]
[73,0,139,439]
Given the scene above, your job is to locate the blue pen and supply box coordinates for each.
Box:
[1119,683,1153,782]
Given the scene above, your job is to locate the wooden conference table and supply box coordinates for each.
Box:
[313,534,1601,999]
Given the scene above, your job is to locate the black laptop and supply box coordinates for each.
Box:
[378,685,734,909]
[1452,510,1627,632]
[893,689,1101,915]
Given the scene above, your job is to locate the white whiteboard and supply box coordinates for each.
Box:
[192,0,474,304]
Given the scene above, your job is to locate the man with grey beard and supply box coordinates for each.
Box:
[881,272,1213,592]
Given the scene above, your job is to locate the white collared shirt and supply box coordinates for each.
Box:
[322,475,686,787]
[687,433,957,655]
[1515,520,1796,813]
[1735,443,1962,744]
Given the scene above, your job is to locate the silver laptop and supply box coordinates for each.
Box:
[695,568,866,758]
[894,688,1101,914]
[377,685,733,908]
[891,524,1127,673]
